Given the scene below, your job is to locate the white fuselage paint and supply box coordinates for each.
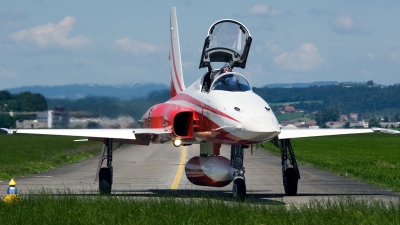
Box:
[168,72,281,144]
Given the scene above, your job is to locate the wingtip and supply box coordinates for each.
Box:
[372,127,400,134]
[0,128,15,134]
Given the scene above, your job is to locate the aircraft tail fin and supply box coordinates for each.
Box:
[169,7,185,98]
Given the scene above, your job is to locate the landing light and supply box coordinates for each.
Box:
[173,139,182,147]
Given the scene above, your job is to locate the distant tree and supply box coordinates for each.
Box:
[0,91,12,102]
[315,107,339,126]
[393,113,400,122]
[0,114,14,128]
[367,80,374,86]
[16,92,48,111]
[343,122,350,128]
[7,99,21,111]
[384,116,390,122]
[358,113,363,121]
[368,118,380,128]
[0,114,28,128]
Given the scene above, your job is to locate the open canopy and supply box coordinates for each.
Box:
[199,20,252,69]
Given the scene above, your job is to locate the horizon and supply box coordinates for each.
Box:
[3,79,396,91]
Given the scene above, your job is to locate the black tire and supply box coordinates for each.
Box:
[232,178,246,201]
[284,168,298,196]
[99,167,112,194]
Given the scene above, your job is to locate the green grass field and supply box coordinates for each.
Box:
[0,192,399,224]
[0,134,101,181]
[263,132,400,192]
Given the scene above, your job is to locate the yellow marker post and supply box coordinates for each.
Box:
[3,178,21,203]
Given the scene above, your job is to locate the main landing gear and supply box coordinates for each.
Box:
[272,138,300,196]
[230,145,246,201]
[97,138,126,194]
[98,138,113,194]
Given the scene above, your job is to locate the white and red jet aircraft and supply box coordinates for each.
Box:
[3,8,399,201]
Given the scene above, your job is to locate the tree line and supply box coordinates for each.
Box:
[0,90,48,128]
[0,90,47,112]
[47,89,170,120]
[2,84,400,129]
[253,85,400,118]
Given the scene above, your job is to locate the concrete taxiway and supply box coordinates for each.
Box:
[1,144,398,205]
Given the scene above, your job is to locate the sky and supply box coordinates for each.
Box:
[1,1,400,90]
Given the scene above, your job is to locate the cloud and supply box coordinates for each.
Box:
[0,69,18,79]
[330,14,361,35]
[273,43,323,71]
[9,16,92,48]
[308,8,334,16]
[365,53,375,59]
[254,39,282,56]
[264,40,282,54]
[182,61,195,68]
[0,11,29,29]
[389,51,400,61]
[114,38,158,56]
[243,5,288,17]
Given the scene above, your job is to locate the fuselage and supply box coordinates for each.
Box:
[141,72,281,145]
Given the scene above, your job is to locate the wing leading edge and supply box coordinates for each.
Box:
[4,128,171,140]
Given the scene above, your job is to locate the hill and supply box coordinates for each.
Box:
[5,81,384,100]
[263,81,383,88]
[6,83,169,100]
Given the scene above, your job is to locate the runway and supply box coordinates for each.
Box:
[1,144,398,204]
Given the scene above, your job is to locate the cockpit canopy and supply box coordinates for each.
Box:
[210,73,251,92]
[199,20,252,69]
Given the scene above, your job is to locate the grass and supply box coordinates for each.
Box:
[263,132,400,192]
[0,134,101,180]
[0,191,399,224]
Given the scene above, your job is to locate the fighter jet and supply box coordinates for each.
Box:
[3,7,398,201]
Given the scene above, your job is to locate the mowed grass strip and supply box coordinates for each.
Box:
[263,132,400,192]
[0,134,101,180]
[0,193,399,224]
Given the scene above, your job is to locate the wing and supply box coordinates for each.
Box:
[278,128,375,139]
[1,128,171,145]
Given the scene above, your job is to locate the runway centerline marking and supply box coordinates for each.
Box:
[170,146,186,189]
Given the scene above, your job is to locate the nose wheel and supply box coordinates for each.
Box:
[232,177,246,201]
[231,145,246,201]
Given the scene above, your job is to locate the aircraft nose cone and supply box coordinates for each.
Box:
[243,116,273,132]
[242,116,279,142]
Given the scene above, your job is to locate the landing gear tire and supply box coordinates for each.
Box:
[284,168,298,196]
[232,178,246,201]
[99,167,112,194]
